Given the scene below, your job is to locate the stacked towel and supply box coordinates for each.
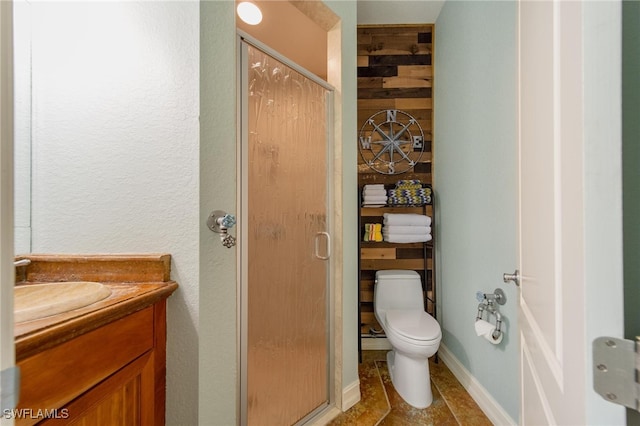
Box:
[383,213,431,226]
[395,179,422,189]
[363,223,383,242]
[382,213,432,243]
[387,180,432,205]
[362,184,388,207]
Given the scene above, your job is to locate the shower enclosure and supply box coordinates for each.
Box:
[238,37,334,425]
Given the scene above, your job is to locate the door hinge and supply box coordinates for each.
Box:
[0,366,20,413]
[593,336,640,412]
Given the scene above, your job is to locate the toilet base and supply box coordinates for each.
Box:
[386,350,433,409]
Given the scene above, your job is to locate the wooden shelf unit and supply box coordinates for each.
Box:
[358,200,436,340]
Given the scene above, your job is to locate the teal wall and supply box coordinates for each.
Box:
[325,0,360,395]
[434,1,519,420]
[200,2,238,424]
[623,1,640,424]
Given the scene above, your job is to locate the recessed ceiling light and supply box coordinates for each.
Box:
[237,2,262,25]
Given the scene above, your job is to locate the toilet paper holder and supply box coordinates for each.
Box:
[475,289,506,340]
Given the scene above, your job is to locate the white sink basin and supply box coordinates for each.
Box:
[15,282,112,323]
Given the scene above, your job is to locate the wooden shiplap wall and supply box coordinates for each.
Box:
[357,24,434,187]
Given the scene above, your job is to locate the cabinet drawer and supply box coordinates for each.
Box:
[17,307,154,418]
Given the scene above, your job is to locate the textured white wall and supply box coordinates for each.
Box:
[434,1,519,420]
[26,1,358,424]
[29,3,200,424]
[13,0,30,255]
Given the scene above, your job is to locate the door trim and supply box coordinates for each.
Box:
[237,30,335,92]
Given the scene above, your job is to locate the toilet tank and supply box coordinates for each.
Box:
[374,270,425,320]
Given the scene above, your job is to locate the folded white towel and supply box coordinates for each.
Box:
[383,225,431,235]
[383,213,431,226]
[364,184,385,189]
[383,230,430,237]
[383,234,433,243]
[363,195,388,203]
[363,189,387,197]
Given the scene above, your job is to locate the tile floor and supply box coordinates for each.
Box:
[329,350,492,426]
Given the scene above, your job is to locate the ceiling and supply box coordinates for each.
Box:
[358,1,444,25]
[236,1,329,79]
[236,1,444,80]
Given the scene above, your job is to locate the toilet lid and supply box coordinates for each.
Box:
[385,310,441,342]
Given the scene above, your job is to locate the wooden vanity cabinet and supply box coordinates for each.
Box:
[16,301,168,426]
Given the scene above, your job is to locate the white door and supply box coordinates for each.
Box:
[518,1,624,424]
[0,0,17,423]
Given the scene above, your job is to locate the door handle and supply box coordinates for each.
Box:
[503,270,520,286]
[314,232,331,260]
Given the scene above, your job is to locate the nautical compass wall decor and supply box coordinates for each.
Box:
[358,109,425,175]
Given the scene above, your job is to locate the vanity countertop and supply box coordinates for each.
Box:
[14,253,178,361]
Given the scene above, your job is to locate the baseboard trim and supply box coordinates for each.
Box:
[438,344,517,426]
[361,337,392,351]
[341,379,361,411]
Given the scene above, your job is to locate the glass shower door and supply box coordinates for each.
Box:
[240,40,332,425]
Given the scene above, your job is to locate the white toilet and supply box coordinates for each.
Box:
[374,269,442,409]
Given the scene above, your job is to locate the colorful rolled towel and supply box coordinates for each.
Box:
[396,179,422,187]
[372,223,383,242]
[383,213,432,226]
[363,223,383,242]
[387,186,431,205]
[387,196,431,206]
[388,188,431,197]
[395,185,422,191]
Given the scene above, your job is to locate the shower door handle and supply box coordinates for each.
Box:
[314,232,331,260]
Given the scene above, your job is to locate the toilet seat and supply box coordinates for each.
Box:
[385,310,441,342]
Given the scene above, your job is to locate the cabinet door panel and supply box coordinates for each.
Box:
[17,307,153,423]
[40,352,154,426]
